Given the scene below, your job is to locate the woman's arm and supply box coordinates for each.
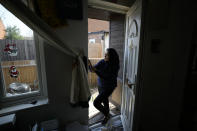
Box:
[88,59,97,72]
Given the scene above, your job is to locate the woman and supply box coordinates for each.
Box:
[88,48,120,124]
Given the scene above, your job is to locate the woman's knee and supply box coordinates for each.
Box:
[93,98,101,107]
[93,99,98,108]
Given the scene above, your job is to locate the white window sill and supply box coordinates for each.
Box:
[0,98,48,116]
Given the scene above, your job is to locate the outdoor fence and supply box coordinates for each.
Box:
[0,39,36,61]
[1,60,38,88]
[1,60,38,91]
[0,40,38,91]
[88,43,104,58]
[88,58,102,88]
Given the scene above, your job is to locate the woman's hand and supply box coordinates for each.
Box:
[88,59,96,72]
[91,67,96,72]
[88,59,91,66]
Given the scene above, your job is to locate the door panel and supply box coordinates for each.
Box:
[121,0,142,131]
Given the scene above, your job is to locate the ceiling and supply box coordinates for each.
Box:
[88,0,135,21]
[88,7,111,21]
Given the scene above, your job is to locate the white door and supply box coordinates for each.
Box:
[121,0,142,131]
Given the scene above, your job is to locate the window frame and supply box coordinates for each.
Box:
[89,38,96,44]
[0,33,48,109]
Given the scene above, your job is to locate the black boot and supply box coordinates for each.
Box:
[101,114,110,125]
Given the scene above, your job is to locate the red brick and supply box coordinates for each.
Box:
[88,18,109,33]
[0,19,5,39]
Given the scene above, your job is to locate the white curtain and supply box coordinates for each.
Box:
[0,0,90,105]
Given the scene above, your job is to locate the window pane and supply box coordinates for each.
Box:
[0,4,39,97]
[89,39,95,44]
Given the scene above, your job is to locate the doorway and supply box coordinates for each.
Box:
[87,18,120,125]
[87,1,143,131]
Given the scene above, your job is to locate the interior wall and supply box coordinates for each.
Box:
[15,0,88,130]
[135,0,196,131]
[109,13,125,79]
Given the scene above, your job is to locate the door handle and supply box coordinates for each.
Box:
[126,78,136,89]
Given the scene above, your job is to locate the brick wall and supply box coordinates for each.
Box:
[88,19,109,58]
[88,33,103,44]
[0,20,5,39]
[88,18,109,32]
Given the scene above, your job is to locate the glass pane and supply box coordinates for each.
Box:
[0,4,39,97]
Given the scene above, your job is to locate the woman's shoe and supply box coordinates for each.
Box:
[101,115,110,125]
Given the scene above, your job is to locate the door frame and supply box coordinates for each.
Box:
[88,0,130,14]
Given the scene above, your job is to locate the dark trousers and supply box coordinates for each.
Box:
[93,87,114,116]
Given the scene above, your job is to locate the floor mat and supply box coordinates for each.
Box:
[89,115,123,131]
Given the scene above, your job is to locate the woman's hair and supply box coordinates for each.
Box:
[107,48,120,69]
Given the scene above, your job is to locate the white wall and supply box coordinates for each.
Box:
[15,0,88,130]
[134,0,196,131]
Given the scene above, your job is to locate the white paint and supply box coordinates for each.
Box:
[121,1,142,130]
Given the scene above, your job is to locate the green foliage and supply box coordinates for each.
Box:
[5,26,24,40]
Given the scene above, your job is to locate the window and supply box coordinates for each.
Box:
[0,4,47,108]
[89,39,96,44]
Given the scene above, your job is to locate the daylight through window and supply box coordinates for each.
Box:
[0,4,41,99]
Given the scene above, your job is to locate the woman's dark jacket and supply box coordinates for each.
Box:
[93,59,119,90]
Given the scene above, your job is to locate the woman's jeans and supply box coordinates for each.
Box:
[93,87,114,116]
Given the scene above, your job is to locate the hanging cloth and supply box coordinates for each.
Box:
[0,0,91,106]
